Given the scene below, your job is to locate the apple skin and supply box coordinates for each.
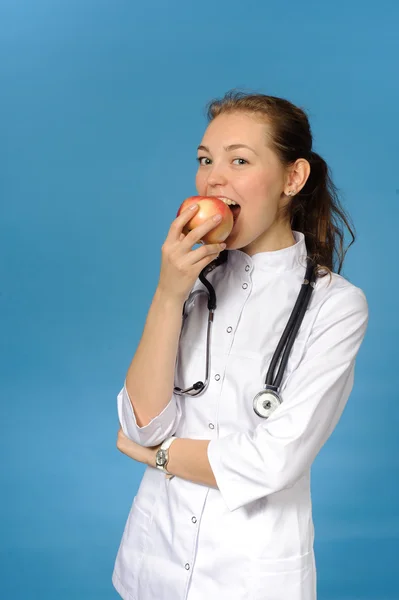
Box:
[176,196,234,243]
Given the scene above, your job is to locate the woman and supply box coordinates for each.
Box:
[112,91,368,600]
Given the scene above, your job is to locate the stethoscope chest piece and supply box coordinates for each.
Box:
[253,388,282,419]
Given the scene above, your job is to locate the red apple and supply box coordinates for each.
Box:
[177,196,234,243]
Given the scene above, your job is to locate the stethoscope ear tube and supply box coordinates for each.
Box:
[175,253,228,395]
[199,250,228,310]
[265,259,316,390]
[174,306,214,397]
[176,251,225,396]
[273,278,314,390]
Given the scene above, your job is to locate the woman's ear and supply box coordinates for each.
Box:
[284,159,311,196]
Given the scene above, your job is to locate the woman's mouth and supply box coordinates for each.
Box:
[218,197,241,222]
[230,205,241,224]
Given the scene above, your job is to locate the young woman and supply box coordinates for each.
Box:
[112,91,369,600]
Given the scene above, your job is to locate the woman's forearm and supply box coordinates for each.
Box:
[125,288,185,427]
[163,438,217,488]
[116,429,218,488]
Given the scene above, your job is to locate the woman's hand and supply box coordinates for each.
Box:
[116,427,158,466]
[157,204,226,302]
[116,428,175,479]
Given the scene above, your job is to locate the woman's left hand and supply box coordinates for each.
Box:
[116,427,159,468]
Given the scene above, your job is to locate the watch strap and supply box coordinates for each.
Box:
[161,436,177,451]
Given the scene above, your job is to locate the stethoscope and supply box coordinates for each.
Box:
[174,249,317,419]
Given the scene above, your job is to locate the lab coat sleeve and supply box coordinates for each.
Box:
[207,287,369,512]
[117,382,182,447]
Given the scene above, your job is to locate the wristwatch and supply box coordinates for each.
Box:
[155,436,177,475]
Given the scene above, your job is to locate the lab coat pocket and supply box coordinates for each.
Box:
[250,551,315,600]
[117,496,153,589]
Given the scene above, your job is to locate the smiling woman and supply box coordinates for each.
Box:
[194,93,353,267]
[112,90,368,600]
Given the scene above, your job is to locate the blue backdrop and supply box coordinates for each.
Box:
[1,1,398,598]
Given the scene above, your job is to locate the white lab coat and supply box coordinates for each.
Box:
[112,231,368,600]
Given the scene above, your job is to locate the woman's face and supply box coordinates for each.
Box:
[195,111,292,254]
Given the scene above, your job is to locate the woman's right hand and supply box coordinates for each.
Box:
[157,204,227,302]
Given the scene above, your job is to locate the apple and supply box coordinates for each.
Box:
[177,196,234,244]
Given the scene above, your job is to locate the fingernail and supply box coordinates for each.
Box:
[190,204,198,210]
[213,214,222,222]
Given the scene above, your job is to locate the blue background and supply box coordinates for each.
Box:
[1,1,398,598]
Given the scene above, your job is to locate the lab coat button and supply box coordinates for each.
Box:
[191,516,197,523]
[185,563,190,570]
[226,326,233,333]
[245,265,250,272]
[242,283,248,289]
[214,374,220,381]
[208,423,215,429]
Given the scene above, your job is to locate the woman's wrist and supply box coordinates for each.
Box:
[154,285,187,308]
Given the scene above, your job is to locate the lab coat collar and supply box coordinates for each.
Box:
[232,231,308,273]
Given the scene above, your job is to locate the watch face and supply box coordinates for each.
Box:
[156,449,166,466]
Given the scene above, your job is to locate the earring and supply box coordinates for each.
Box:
[287,190,296,197]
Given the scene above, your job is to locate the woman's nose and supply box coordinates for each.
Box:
[206,164,228,188]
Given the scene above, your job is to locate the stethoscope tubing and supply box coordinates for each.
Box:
[174,251,316,409]
[266,260,316,390]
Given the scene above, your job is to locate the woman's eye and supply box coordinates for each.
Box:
[196,157,248,166]
[197,156,211,166]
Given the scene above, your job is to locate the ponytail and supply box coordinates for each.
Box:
[290,151,355,274]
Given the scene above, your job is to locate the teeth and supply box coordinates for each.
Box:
[219,197,238,206]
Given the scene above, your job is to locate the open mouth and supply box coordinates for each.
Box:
[218,197,241,221]
[230,205,241,222]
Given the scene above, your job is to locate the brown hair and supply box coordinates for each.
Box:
[205,90,355,275]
